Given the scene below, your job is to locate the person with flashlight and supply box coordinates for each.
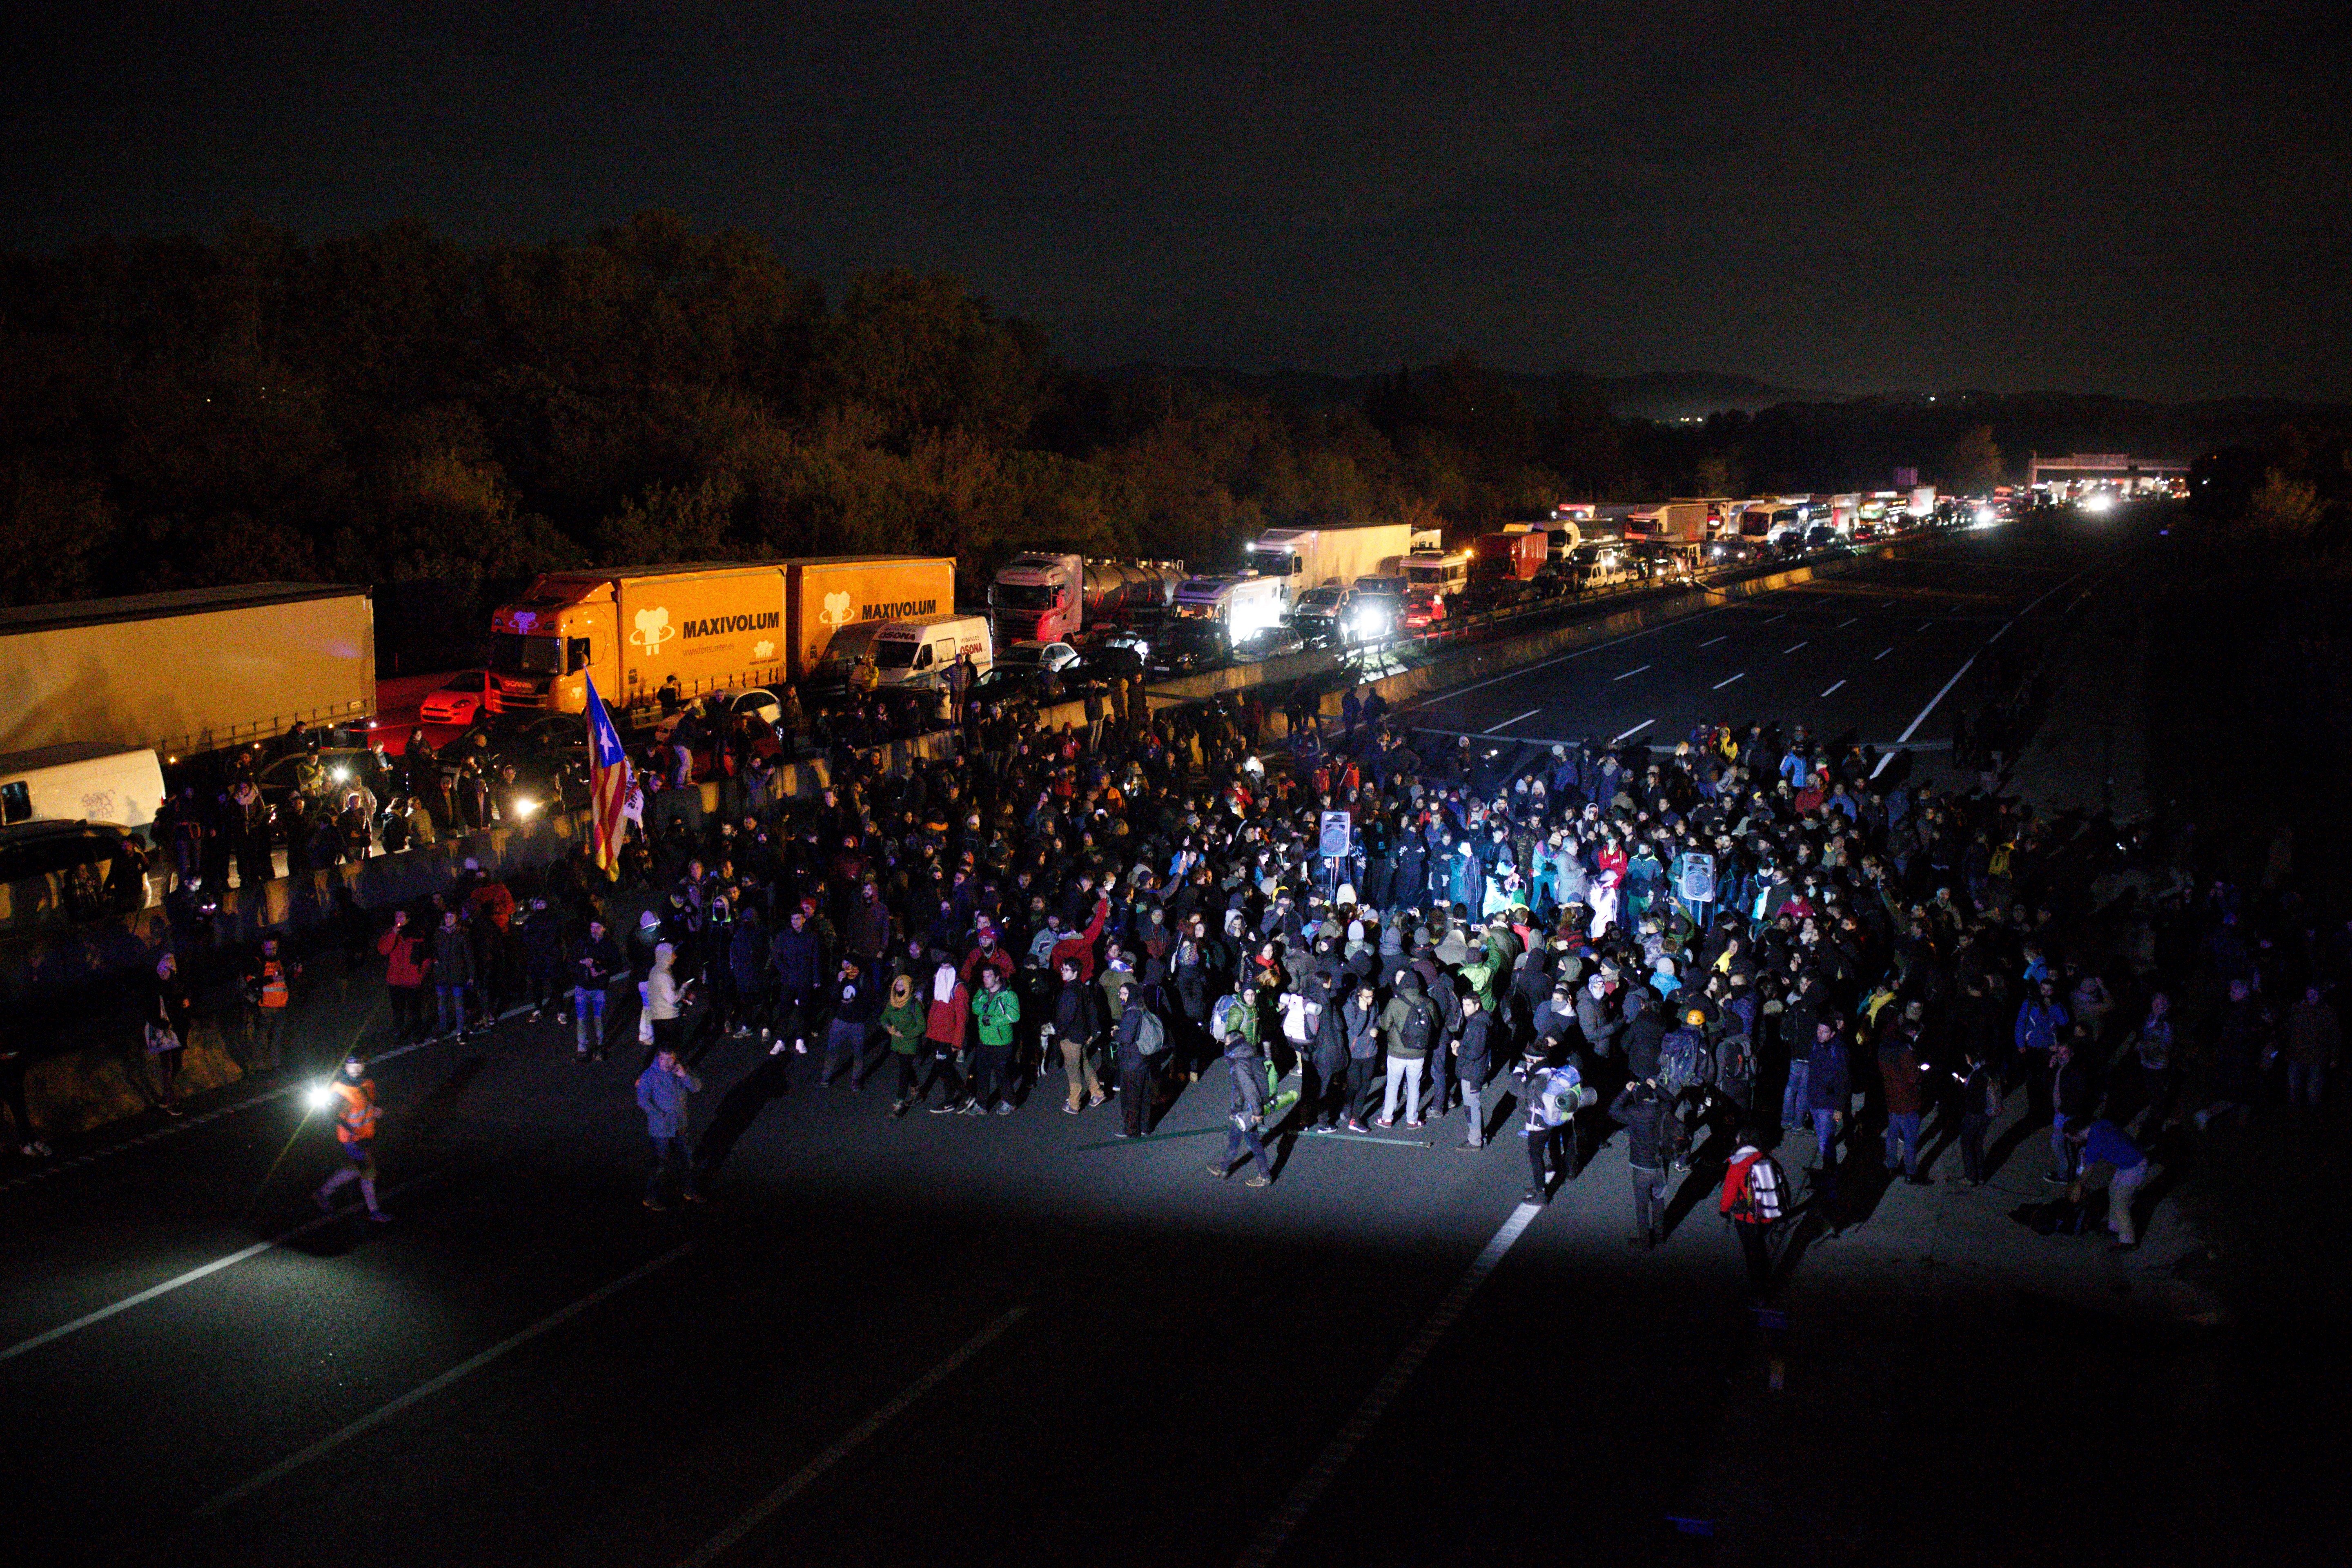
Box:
[312,1056,389,1222]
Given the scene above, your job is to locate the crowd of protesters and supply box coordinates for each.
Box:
[21,674,2337,1296]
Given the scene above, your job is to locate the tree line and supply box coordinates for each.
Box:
[3,211,2339,633]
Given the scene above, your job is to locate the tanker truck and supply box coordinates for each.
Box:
[985,555,1185,648]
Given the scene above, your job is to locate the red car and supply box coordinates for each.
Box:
[418,670,509,726]
[1401,588,1448,633]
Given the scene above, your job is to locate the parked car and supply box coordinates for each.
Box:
[1235,621,1307,660]
[1459,575,1535,616]
[419,670,509,726]
[1706,537,1765,567]
[1401,588,1448,633]
[1291,584,1351,644]
[1148,619,1231,676]
[1627,543,1697,583]
[1803,525,1850,555]
[0,819,149,921]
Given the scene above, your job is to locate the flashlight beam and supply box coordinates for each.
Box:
[200,1242,694,1517]
[0,1168,447,1363]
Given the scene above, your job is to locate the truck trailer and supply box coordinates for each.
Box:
[1243,523,1414,605]
[1470,528,1549,580]
[0,583,375,764]
[985,555,1184,647]
[488,555,953,715]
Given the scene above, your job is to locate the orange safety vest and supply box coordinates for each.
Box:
[330,1079,379,1143]
[258,958,290,1009]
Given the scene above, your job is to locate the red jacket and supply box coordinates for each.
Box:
[925,979,971,1048]
[377,927,430,989]
[1049,898,1108,982]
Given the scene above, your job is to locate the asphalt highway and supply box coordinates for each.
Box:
[7,512,2309,1568]
[1401,522,2100,775]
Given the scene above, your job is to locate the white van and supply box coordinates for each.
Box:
[0,743,167,837]
[866,613,995,690]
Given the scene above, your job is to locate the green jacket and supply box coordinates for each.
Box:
[880,1000,927,1055]
[973,986,1021,1046]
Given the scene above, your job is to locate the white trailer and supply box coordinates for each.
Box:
[1243,524,1414,605]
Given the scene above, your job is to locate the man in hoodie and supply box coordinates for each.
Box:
[821,956,878,1089]
[1610,1076,1675,1249]
[1207,996,1274,1187]
[769,906,826,1055]
[430,911,473,1041]
[1523,1056,1594,1203]
[1376,969,1437,1129]
[1452,990,1494,1149]
[635,1044,702,1211]
[570,916,625,1062]
[643,942,690,1065]
[1051,957,1106,1113]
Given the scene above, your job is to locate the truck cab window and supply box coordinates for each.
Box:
[568,638,591,672]
[913,644,935,670]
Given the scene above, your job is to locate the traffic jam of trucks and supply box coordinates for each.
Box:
[0,491,1979,920]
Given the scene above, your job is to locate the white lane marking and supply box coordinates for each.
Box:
[0,1169,448,1363]
[1609,718,1655,744]
[1918,620,1933,631]
[1782,641,1808,654]
[1698,635,1727,648]
[199,1243,694,1517]
[1762,612,1786,624]
[677,1306,1029,1567]
[1872,655,1979,778]
[1712,671,1745,690]
[1490,707,1543,730]
[1232,1203,1542,1568]
[1820,679,1846,697]
[1612,665,1649,681]
[1871,566,2095,779]
[1837,617,1857,628]
[1402,602,1742,705]
[1875,647,1893,660]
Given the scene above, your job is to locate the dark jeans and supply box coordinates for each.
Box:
[973,1042,1017,1108]
[1309,1049,1349,1128]
[1348,1055,1381,1123]
[1781,1060,1811,1128]
[1630,1163,1667,1239]
[1424,1046,1453,1117]
[1884,1111,1922,1178]
[1959,1112,1991,1183]
[1528,1123,1577,1190]
[1120,1049,1154,1135]
[1220,1119,1272,1178]
[824,1019,871,1085]
[919,1041,970,1105]
[646,1135,695,1203]
[388,985,426,1045]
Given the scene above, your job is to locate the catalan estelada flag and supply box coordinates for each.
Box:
[585,676,632,880]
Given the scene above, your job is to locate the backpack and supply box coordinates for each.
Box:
[1210,993,1240,1043]
[1659,1032,1709,1094]
[1718,1034,1755,1089]
[1136,1010,1169,1057]
[1400,999,1436,1055]
[1724,1152,1787,1223]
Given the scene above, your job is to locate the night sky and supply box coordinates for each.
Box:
[10,2,2347,401]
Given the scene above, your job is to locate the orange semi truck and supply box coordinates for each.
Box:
[486,556,954,717]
